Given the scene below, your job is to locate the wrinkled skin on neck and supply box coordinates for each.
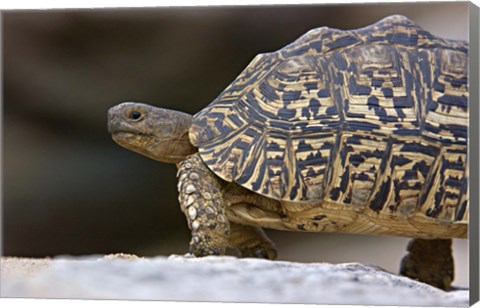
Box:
[107,102,197,164]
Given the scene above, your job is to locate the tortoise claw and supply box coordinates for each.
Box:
[239,245,277,260]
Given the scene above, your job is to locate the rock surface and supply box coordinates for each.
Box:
[1,255,468,306]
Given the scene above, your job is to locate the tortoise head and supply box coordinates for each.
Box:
[108,102,197,164]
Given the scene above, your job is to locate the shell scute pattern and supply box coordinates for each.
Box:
[190,15,468,225]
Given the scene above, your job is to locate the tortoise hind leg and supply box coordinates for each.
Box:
[400,238,454,290]
[228,222,277,260]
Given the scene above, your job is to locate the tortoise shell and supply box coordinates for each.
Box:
[189,15,468,225]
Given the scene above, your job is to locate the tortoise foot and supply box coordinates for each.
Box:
[229,222,277,260]
[238,242,277,260]
[400,238,454,290]
[188,232,228,257]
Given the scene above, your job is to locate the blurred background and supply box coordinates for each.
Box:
[3,2,469,286]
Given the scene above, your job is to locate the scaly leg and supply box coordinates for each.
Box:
[177,153,230,256]
[400,238,454,290]
[229,222,277,260]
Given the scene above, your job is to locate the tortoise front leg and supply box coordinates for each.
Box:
[400,238,454,290]
[229,222,277,260]
[177,153,230,256]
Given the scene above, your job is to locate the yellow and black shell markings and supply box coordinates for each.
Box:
[189,15,468,225]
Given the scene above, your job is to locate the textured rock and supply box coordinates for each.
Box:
[1,255,468,306]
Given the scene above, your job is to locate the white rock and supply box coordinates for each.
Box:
[0,256,469,306]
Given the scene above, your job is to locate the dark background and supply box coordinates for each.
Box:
[2,2,469,286]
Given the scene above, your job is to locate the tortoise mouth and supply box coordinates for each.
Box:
[111,130,153,139]
[115,130,148,136]
[111,131,155,155]
[111,131,154,149]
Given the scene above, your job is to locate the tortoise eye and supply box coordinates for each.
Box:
[128,110,143,121]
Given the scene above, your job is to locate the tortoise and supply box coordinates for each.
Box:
[107,15,468,290]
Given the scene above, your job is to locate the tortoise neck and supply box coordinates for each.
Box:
[150,108,197,164]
